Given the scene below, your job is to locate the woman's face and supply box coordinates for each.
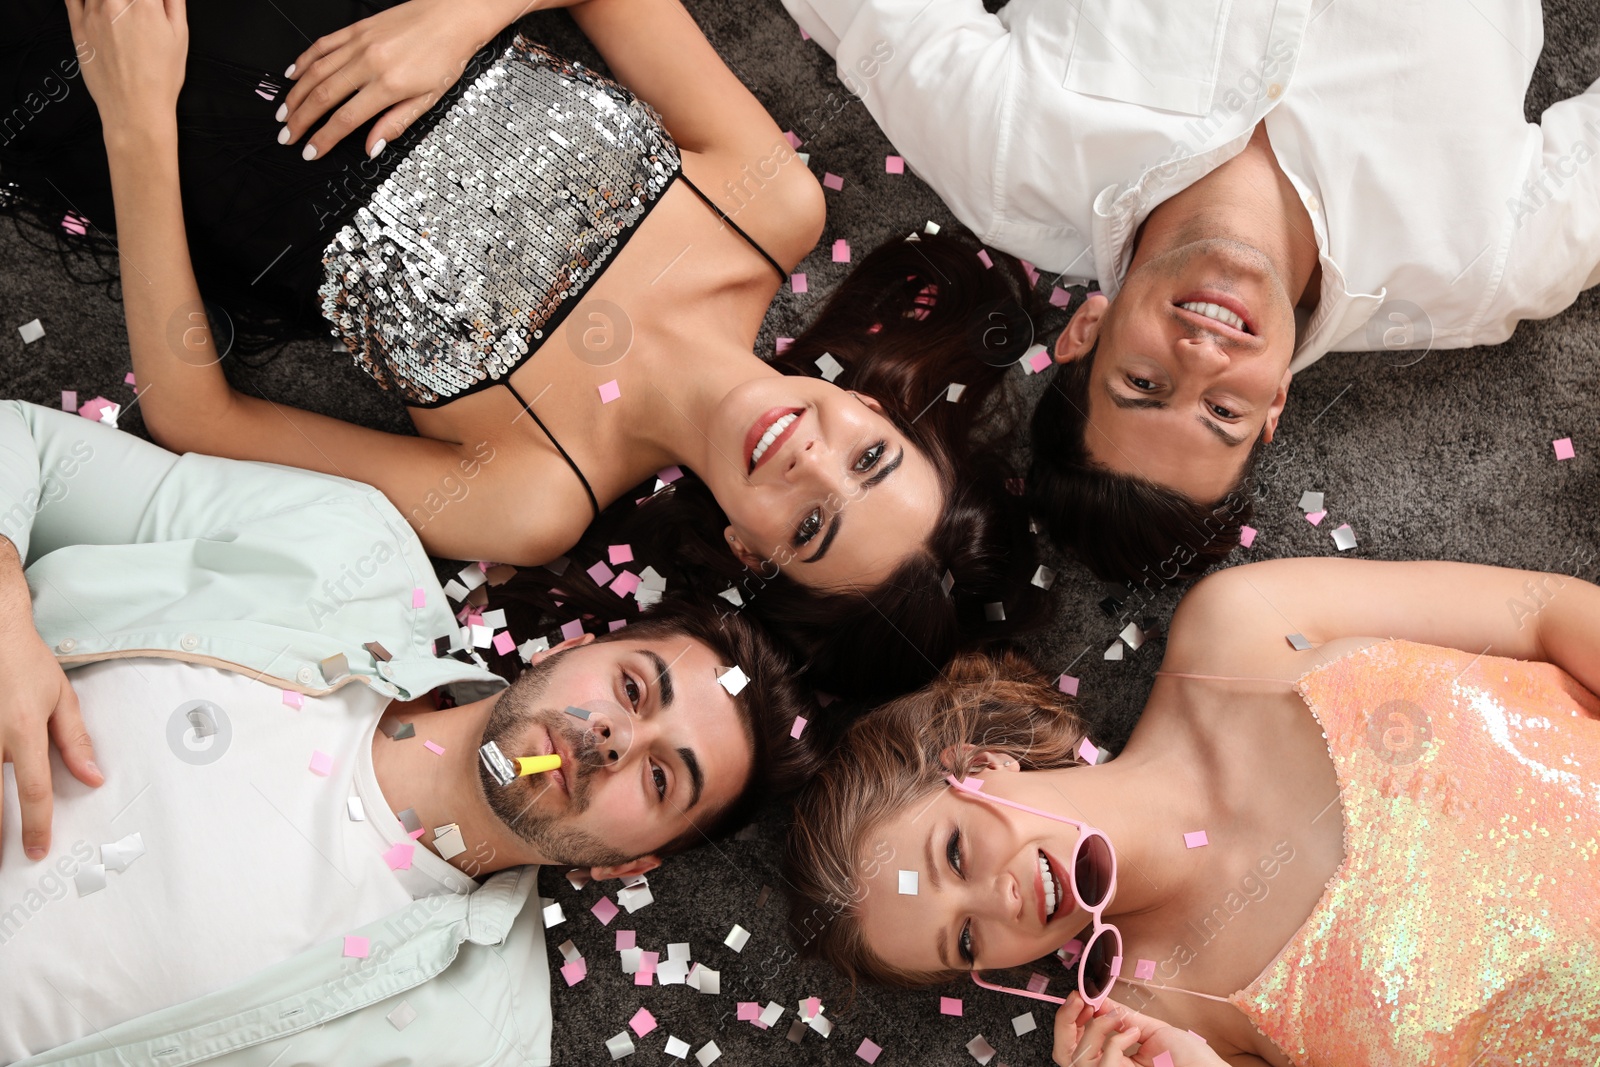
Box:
[701,377,943,591]
[855,762,1098,978]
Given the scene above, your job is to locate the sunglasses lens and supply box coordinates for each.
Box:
[1074,832,1114,909]
[1081,927,1121,1001]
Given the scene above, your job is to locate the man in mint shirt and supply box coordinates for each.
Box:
[0,400,816,1066]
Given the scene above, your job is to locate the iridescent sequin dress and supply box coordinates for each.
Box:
[1233,640,1600,1065]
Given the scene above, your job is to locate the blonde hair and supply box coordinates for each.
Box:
[783,649,1092,989]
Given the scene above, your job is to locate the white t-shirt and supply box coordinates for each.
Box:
[0,658,477,1064]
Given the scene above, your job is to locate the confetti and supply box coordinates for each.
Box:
[60,390,76,411]
[898,870,918,895]
[658,465,684,484]
[101,832,144,872]
[1239,525,1258,548]
[1022,344,1052,374]
[77,397,120,427]
[433,823,465,860]
[587,560,615,586]
[1057,674,1080,697]
[984,602,1006,622]
[738,1002,760,1021]
[816,352,845,381]
[1049,286,1072,308]
[616,930,637,950]
[606,1031,636,1060]
[1134,958,1157,979]
[1298,491,1325,513]
[74,863,106,897]
[457,564,488,591]
[542,902,567,928]
[823,172,844,191]
[1104,641,1124,661]
[695,1041,722,1066]
[1027,972,1049,994]
[443,578,470,602]
[282,690,304,709]
[1286,633,1313,652]
[790,272,808,293]
[387,1001,418,1030]
[884,155,905,174]
[776,336,794,354]
[347,797,365,821]
[717,665,749,696]
[924,221,941,235]
[1152,1054,1175,1067]
[620,947,643,974]
[423,740,445,756]
[343,935,370,958]
[592,896,620,925]
[658,960,689,985]
[470,623,493,649]
[832,239,851,263]
[1012,1011,1037,1036]
[1031,565,1057,590]
[1184,830,1209,848]
[561,958,587,985]
[520,637,550,662]
[1078,738,1098,765]
[1553,437,1576,460]
[857,1039,883,1064]
[61,212,87,235]
[320,653,351,684]
[479,608,507,628]
[634,950,658,986]
[618,880,654,913]
[784,130,802,149]
[629,1007,658,1037]
[561,619,584,641]
[967,1035,997,1065]
[611,571,641,597]
[946,383,967,402]
[941,570,955,595]
[665,1037,691,1059]
[1059,938,1084,967]
[18,319,45,344]
[309,750,334,776]
[383,843,415,870]
[786,1020,807,1043]
[1021,259,1040,287]
[692,966,720,994]
[940,996,963,1016]
[1119,622,1145,651]
[725,924,751,952]
[598,379,622,404]
[801,996,821,1020]
[977,249,993,268]
[1331,524,1358,551]
[493,631,516,655]
[791,715,809,739]
[1305,510,1327,526]
[759,1002,784,1027]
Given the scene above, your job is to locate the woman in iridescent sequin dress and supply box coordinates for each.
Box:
[785,557,1600,1066]
[0,0,1042,699]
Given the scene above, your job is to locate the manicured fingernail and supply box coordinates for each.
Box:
[86,760,101,778]
[274,103,287,123]
[284,63,297,78]
[368,138,386,159]
[302,143,318,161]
[277,126,291,145]
[25,847,45,860]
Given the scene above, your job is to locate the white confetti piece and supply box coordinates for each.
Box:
[1030,566,1056,590]
[690,964,720,994]
[1286,633,1313,651]
[668,942,691,961]
[946,383,967,402]
[565,868,591,891]
[1104,641,1124,661]
[717,665,749,696]
[718,586,744,607]
[656,959,690,985]
[897,870,918,895]
[665,1036,690,1059]
[618,881,654,913]
[724,924,751,952]
[620,948,643,973]
[924,221,941,235]
[558,939,582,962]
[816,352,845,382]
[542,902,566,928]
[457,565,488,592]
[443,578,469,602]
[984,602,1006,622]
[606,1031,636,1060]
[1118,622,1144,651]
[347,797,365,821]
[479,608,507,629]
[1298,491,1325,513]
[75,863,107,896]
[1012,1011,1037,1036]
[101,832,144,873]
[18,319,45,344]
[807,1013,833,1037]
[387,1000,418,1031]
[433,823,466,860]
[967,1035,997,1065]
[695,1041,722,1066]
[759,1001,784,1027]
[1331,524,1358,551]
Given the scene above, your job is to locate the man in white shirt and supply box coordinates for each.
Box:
[786,0,1599,581]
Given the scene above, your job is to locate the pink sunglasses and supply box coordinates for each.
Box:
[945,774,1123,1009]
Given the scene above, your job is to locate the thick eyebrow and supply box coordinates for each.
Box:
[928,827,953,969]
[642,650,675,708]
[801,447,904,564]
[677,746,704,809]
[1101,381,1246,447]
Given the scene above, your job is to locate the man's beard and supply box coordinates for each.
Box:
[476,656,635,869]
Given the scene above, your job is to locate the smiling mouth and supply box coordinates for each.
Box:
[1178,301,1249,334]
[1039,851,1065,922]
[746,407,804,474]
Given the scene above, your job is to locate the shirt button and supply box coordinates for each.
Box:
[179,633,200,652]
[377,661,395,680]
[297,666,316,684]
[1267,83,1283,99]
[1307,194,1321,213]
[56,638,77,653]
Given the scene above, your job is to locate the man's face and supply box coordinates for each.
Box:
[1060,238,1296,502]
[477,635,753,869]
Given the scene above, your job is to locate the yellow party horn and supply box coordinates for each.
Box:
[514,753,562,776]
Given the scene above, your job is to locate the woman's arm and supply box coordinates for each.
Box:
[1164,558,1600,693]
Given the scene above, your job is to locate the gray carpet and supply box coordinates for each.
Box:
[3,0,1598,1063]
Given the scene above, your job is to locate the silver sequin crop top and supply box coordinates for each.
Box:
[318,36,682,407]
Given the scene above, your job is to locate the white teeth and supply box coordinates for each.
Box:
[750,412,798,467]
[1179,301,1247,332]
[1039,855,1059,919]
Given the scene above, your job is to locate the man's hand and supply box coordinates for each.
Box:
[277,0,539,160]
[0,539,101,863]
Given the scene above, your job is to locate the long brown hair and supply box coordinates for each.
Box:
[783,649,1092,989]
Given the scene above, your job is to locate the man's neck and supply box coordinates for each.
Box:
[370,693,544,877]
[1132,121,1323,310]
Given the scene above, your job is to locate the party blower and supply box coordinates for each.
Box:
[478,703,632,787]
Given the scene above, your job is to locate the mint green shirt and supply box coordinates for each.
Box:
[1,402,552,1066]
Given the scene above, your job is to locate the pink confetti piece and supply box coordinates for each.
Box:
[1021,260,1039,287]
[383,843,415,871]
[630,1007,658,1036]
[587,560,615,586]
[1238,525,1258,548]
[608,619,627,632]
[822,172,844,191]
[658,465,684,483]
[1184,830,1209,848]
[832,239,851,263]
[561,958,587,986]
[60,213,87,236]
[1134,958,1157,980]
[800,26,811,40]
[885,155,904,174]
[857,1039,883,1064]
[1110,955,1123,978]
[591,896,620,925]
[1057,674,1080,697]
[737,1003,760,1021]
[309,750,333,776]
[776,337,794,354]
[790,715,808,739]
[610,571,641,597]
[616,930,637,950]
[608,543,634,565]
[1152,1054,1175,1067]
[1305,510,1327,526]
[408,827,426,840]
[1049,286,1072,308]
[784,130,802,149]
[1028,349,1052,373]
[791,272,808,293]
[1026,972,1049,994]
[958,776,986,791]
[124,371,136,386]
[598,379,621,404]
[76,397,115,422]
[61,390,77,411]
[343,935,370,958]
[977,249,993,268]
[1059,939,1084,967]
[411,587,427,608]
[561,619,584,641]
[282,690,304,709]
[1078,738,1098,765]
[803,996,821,1019]
[493,631,515,655]
[940,996,963,1016]
[423,740,445,756]
[1554,437,1576,460]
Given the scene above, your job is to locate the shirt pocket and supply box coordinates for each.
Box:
[1063,0,1234,116]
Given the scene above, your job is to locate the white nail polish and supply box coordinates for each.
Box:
[277,126,290,145]
[302,143,318,161]
[284,63,297,78]
[274,103,287,123]
[368,138,386,159]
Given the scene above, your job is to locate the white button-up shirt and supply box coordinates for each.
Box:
[786,0,1600,370]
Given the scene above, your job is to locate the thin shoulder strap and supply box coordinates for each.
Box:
[505,380,601,521]
[677,172,787,281]
[1155,671,1295,686]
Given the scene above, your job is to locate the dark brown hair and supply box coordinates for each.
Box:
[783,649,1091,988]
[1028,341,1261,585]
[629,233,1047,703]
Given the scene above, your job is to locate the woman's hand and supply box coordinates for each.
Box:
[0,542,101,864]
[64,0,188,136]
[1053,994,1228,1066]
[277,0,536,160]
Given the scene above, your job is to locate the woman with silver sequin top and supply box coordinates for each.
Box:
[4,0,1043,699]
